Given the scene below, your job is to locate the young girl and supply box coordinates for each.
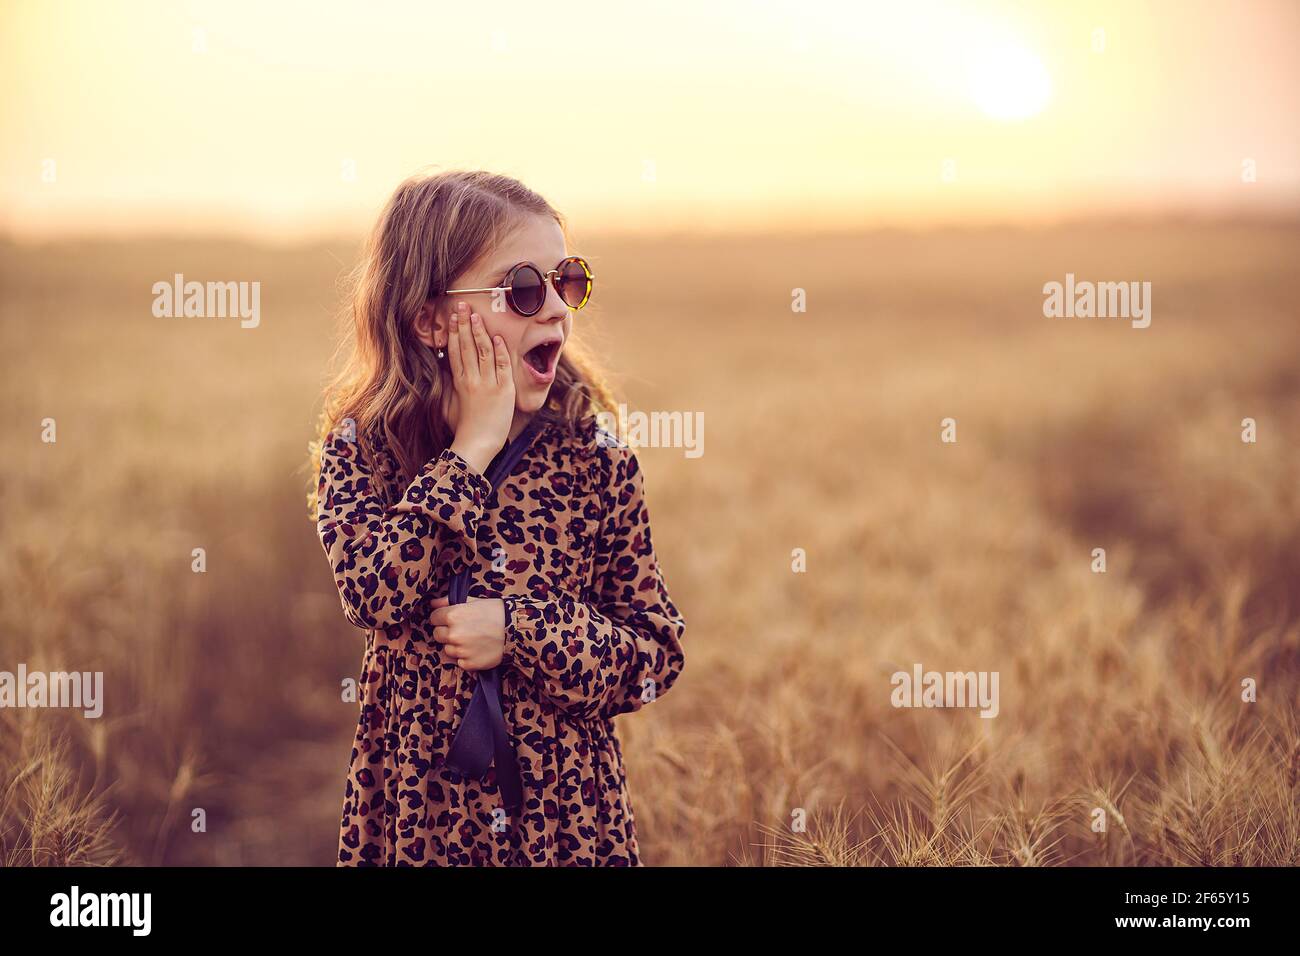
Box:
[308,169,686,866]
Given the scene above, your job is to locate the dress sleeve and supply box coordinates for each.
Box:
[316,427,492,631]
[502,445,686,721]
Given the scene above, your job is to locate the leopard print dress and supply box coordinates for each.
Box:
[314,413,686,866]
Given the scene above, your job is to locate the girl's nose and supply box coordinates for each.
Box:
[536,283,568,323]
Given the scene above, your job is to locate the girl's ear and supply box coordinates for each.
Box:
[413,300,445,349]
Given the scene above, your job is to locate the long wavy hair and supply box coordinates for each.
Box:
[306,169,619,519]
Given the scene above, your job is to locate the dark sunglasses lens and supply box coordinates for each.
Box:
[509,264,545,315]
[556,258,592,309]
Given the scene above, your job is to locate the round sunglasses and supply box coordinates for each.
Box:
[442,255,594,317]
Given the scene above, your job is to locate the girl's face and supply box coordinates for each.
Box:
[434,213,574,414]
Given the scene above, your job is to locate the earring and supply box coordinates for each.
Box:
[436,343,446,360]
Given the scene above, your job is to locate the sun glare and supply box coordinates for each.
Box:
[967,39,1053,122]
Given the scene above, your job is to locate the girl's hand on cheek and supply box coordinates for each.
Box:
[446,301,516,475]
[427,596,507,671]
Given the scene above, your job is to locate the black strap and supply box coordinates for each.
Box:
[442,419,541,811]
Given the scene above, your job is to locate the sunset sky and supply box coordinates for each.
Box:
[2,0,1297,240]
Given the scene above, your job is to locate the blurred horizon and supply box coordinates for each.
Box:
[4,210,1300,252]
[4,0,1298,243]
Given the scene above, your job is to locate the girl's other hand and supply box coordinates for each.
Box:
[428,595,507,671]
[446,301,515,474]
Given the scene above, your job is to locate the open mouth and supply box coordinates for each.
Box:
[522,340,560,375]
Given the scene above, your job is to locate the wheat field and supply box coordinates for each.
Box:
[1,222,1297,866]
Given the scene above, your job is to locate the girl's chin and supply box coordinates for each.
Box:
[514,386,550,412]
